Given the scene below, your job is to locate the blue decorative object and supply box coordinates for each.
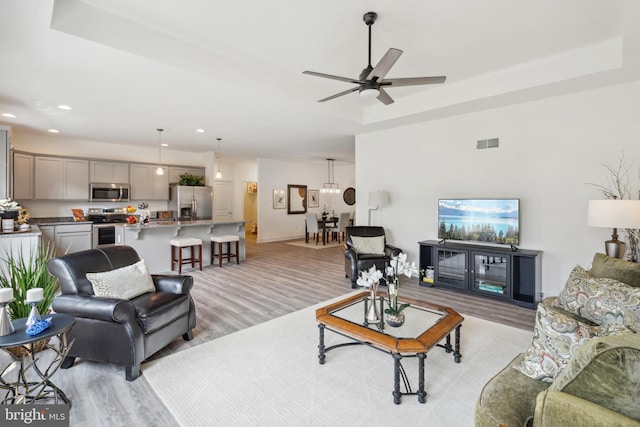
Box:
[26,317,52,336]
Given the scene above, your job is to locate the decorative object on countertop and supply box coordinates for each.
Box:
[0,198,18,211]
[0,241,59,320]
[357,265,383,323]
[588,153,640,262]
[71,208,85,222]
[178,173,205,186]
[17,206,30,225]
[383,253,420,327]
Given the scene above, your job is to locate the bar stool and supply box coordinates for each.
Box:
[170,238,203,273]
[210,235,240,267]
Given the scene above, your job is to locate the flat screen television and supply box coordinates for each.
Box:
[438,199,520,245]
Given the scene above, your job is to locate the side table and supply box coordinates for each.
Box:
[0,313,75,406]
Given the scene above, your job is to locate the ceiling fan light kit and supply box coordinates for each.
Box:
[303,11,446,105]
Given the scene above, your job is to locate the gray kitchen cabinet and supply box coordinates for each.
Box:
[34,156,89,200]
[13,152,34,200]
[55,223,92,255]
[90,160,129,183]
[39,223,92,255]
[130,164,169,200]
[169,166,205,184]
[0,126,9,199]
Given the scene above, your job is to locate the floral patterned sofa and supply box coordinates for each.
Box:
[475,253,640,427]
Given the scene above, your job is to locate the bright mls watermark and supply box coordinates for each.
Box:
[1,405,69,426]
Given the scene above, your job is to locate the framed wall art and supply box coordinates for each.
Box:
[308,189,319,208]
[287,184,307,214]
[273,189,286,209]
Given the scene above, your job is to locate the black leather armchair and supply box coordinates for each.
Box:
[344,226,402,288]
[47,246,196,381]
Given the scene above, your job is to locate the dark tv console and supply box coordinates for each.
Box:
[418,240,542,309]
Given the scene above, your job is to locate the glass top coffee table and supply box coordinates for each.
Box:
[315,291,463,404]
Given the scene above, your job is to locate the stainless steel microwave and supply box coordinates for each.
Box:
[89,183,130,202]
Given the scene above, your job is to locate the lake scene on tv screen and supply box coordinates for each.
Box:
[438,199,519,245]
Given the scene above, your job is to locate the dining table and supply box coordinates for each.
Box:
[305,216,337,245]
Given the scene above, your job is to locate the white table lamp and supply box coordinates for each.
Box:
[587,199,640,259]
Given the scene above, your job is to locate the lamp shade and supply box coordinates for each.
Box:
[368,191,389,207]
[587,200,640,228]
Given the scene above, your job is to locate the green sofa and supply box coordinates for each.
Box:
[475,254,640,427]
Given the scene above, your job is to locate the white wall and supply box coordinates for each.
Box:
[257,158,355,242]
[356,80,640,297]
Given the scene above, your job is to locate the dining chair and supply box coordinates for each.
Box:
[305,212,321,244]
[330,212,351,243]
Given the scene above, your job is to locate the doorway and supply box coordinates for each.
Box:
[244,181,258,237]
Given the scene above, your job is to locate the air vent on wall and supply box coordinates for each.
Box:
[477,138,499,150]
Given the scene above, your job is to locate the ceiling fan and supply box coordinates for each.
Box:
[303,11,446,105]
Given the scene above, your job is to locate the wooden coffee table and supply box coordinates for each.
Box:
[316,291,463,404]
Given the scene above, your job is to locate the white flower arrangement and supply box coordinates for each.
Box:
[0,199,18,211]
[356,265,383,288]
[356,253,421,315]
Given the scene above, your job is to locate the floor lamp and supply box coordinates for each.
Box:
[587,199,640,259]
[368,191,389,226]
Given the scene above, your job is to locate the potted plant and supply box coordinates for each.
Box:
[383,253,420,327]
[178,173,205,186]
[0,241,59,320]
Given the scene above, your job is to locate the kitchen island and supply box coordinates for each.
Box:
[115,220,248,273]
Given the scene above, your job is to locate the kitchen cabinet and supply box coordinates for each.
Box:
[34,156,89,200]
[90,161,129,183]
[130,164,169,200]
[0,126,9,199]
[169,166,205,184]
[418,240,542,309]
[12,152,34,200]
[39,223,92,255]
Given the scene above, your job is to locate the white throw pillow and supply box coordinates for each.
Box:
[350,235,385,255]
[87,259,156,300]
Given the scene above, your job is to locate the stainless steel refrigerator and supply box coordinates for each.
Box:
[169,184,213,220]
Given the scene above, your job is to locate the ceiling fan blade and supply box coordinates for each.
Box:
[303,71,360,84]
[376,88,394,105]
[382,76,447,87]
[318,87,360,102]
[367,48,403,82]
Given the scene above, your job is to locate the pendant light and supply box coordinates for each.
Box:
[215,137,222,179]
[156,128,164,175]
[320,158,340,193]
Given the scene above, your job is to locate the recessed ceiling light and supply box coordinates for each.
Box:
[161,143,169,147]
[57,105,72,110]
[1,113,16,118]
[48,129,60,133]
[196,129,205,133]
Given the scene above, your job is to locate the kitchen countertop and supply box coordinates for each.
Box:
[29,217,94,226]
[0,224,42,237]
[119,219,249,229]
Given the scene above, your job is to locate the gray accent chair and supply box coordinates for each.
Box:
[47,245,196,381]
[344,226,402,288]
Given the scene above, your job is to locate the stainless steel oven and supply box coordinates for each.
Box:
[92,224,116,248]
[88,208,127,248]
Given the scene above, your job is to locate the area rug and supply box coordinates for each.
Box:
[144,296,533,426]
[286,239,344,249]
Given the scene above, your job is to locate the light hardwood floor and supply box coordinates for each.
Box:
[48,235,535,426]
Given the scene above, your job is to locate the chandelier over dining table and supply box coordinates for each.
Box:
[321,158,340,194]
